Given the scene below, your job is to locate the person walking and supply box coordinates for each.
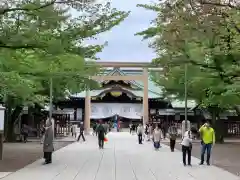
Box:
[103,121,109,134]
[129,123,132,134]
[108,121,112,132]
[96,120,106,149]
[43,118,54,165]
[149,124,153,137]
[181,130,192,166]
[160,121,168,139]
[131,124,136,135]
[92,123,97,136]
[137,123,144,144]
[168,123,178,152]
[199,121,215,165]
[72,124,77,138]
[77,122,86,142]
[21,124,29,143]
[152,125,162,150]
[145,124,150,141]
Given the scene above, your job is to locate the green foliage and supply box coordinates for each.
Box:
[137,0,240,109]
[0,0,129,107]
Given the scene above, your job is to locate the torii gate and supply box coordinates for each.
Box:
[84,61,160,132]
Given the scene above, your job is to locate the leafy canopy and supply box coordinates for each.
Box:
[136,0,240,109]
[0,0,130,106]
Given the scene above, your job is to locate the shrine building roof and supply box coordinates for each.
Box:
[70,68,197,108]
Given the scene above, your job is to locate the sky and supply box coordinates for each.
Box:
[74,0,157,62]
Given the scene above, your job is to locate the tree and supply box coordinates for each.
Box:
[0,0,129,141]
[136,0,240,142]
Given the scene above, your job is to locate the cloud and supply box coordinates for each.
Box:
[73,0,157,62]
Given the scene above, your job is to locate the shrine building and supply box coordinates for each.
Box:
[54,61,197,130]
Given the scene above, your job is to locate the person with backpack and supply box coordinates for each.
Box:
[77,122,85,142]
[96,120,106,149]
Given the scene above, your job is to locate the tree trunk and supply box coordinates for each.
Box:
[4,105,23,142]
[28,106,34,127]
[210,109,224,143]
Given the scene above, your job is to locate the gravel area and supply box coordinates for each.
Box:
[0,140,73,172]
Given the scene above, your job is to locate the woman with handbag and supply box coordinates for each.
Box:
[181,129,193,166]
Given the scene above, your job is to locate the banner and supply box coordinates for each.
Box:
[90,103,142,119]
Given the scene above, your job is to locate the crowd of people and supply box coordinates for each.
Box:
[40,118,215,167]
[130,121,215,166]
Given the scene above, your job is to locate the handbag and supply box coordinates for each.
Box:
[104,136,108,142]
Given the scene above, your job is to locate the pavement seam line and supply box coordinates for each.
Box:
[93,150,104,180]
[114,142,117,180]
[129,159,138,180]
[149,168,158,180]
[51,165,68,180]
[72,159,89,180]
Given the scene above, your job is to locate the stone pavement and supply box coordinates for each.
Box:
[1,132,240,180]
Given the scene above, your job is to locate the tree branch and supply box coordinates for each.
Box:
[200,0,240,10]
[0,0,57,15]
[0,43,44,49]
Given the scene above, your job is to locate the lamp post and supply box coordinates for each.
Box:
[0,105,6,160]
[49,77,55,138]
[184,64,188,130]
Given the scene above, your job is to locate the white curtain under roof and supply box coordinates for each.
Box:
[90,103,142,119]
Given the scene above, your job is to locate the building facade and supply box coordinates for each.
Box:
[54,63,197,130]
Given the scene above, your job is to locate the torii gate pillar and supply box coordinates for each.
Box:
[143,68,149,124]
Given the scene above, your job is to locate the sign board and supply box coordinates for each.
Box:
[0,105,5,132]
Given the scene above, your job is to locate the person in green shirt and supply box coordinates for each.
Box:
[96,120,106,149]
[199,121,215,165]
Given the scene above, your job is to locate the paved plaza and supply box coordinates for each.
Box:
[1,132,240,180]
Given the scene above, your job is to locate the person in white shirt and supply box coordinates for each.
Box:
[181,130,193,166]
[137,123,144,144]
[72,124,77,138]
[152,125,162,150]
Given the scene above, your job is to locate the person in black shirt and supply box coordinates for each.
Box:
[96,120,106,149]
[77,122,85,142]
